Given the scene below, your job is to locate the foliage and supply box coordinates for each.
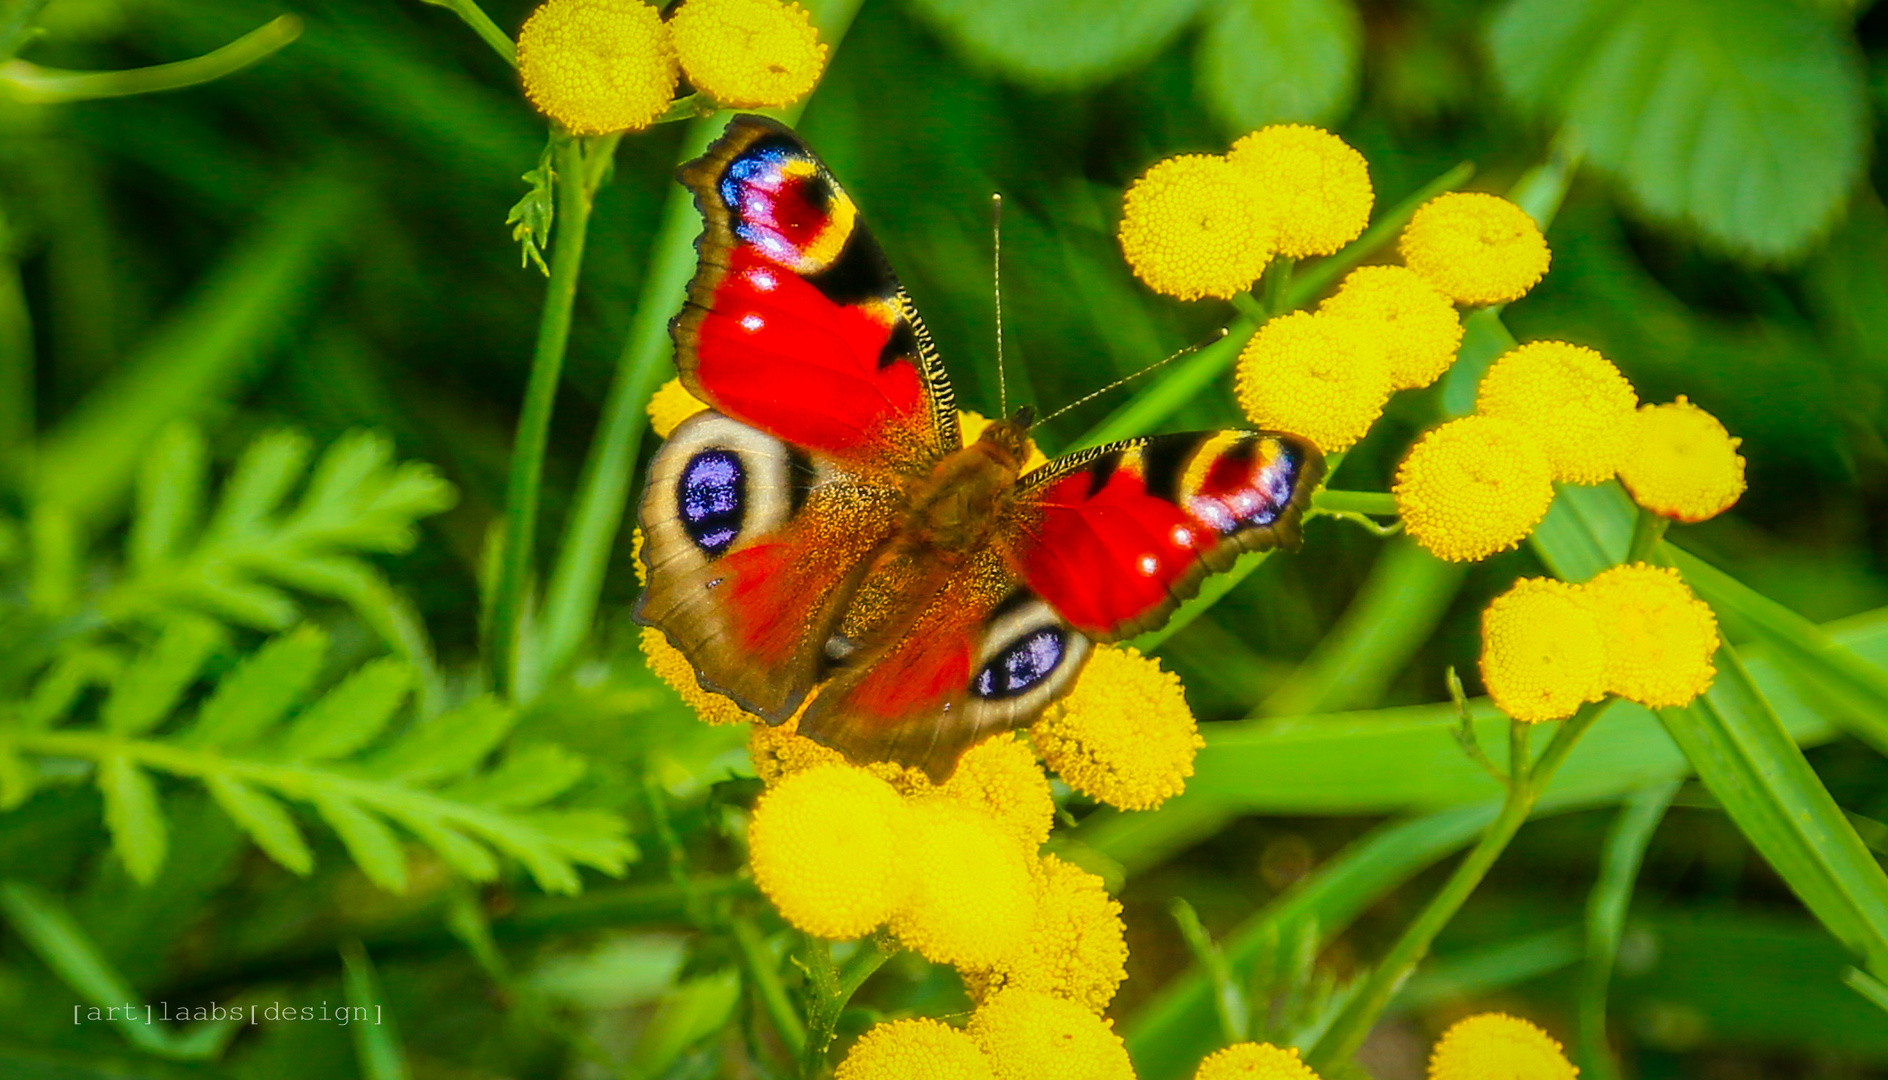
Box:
[0,0,1883,1078]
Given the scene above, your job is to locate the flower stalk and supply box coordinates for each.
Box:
[1306,697,1613,1072]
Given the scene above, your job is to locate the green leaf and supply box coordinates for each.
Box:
[445,743,588,808]
[506,140,556,277]
[315,793,408,894]
[368,695,515,784]
[1659,650,1888,975]
[188,624,326,748]
[1487,0,1867,259]
[341,941,411,1080]
[129,423,207,572]
[282,657,413,760]
[101,615,223,735]
[205,774,313,876]
[903,0,1207,89]
[205,428,311,538]
[98,753,167,884]
[1196,0,1361,132]
[394,817,498,881]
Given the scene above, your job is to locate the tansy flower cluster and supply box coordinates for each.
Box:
[517,0,827,134]
[1395,339,1747,562]
[1480,564,1720,721]
[1161,1010,1573,1080]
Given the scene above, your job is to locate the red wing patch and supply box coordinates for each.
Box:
[673,115,957,471]
[1005,432,1324,640]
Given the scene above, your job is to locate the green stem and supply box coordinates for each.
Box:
[731,915,806,1059]
[537,118,720,678]
[1578,781,1677,1080]
[1312,489,1396,517]
[489,134,594,697]
[0,209,32,474]
[0,15,301,103]
[1626,505,1668,564]
[423,0,516,66]
[1279,161,1474,310]
[1306,699,1612,1072]
[799,937,890,1079]
[1261,257,1295,315]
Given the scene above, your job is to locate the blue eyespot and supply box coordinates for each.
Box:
[970,627,1066,700]
[679,449,744,556]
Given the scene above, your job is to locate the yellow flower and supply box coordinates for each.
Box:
[1195,1042,1321,1080]
[943,733,1056,849]
[1479,578,1606,723]
[1319,265,1463,390]
[1584,563,1719,708]
[648,377,709,439]
[1428,1013,1577,1080]
[668,0,827,109]
[748,708,932,790]
[748,708,843,782]
[1234,310,1392,453]
[641,626,746,726]
[891,796,1037,968]
[960,411,1049,472]
[969,989,1136,1080]
[748,763,912,939]
[1400,192,1550,307]
[1119,154,1274,302]
[963,854,1127,1014]
[1033,646,1201,812]
[632,526,647,586]
[836,1018,995,1080]
[1394,416,1555,563]
[1617,398,1746,523]
[518,0,677,135]
[1475,341,1638,484]
[1228,125,1372,258]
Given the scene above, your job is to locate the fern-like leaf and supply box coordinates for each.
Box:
[97,425,455,707]
[2,630,636,894]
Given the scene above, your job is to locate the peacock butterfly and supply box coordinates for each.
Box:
[635,116,1323,781]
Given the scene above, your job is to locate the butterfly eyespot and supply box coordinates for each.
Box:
[678,449,746,556]
[970,626,1067,700]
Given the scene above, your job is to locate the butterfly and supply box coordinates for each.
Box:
[636,116,1323,781]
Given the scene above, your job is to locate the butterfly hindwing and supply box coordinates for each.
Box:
[673,115,958,473]
[1006,431,1324,640]
[636,411,903,721]
[796,555,1092,782]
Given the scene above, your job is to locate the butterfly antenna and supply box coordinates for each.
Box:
[992,192,1008,417]
[1034,328,1230,429]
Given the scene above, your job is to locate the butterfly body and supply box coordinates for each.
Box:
[637,116,1323,780]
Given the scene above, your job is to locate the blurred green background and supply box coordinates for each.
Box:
[1,0,1886,1076]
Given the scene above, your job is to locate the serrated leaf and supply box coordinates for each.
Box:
[368,696,515,784]
[102,615,224,735]
[905,0,1207,88]
[189,625,327,748]
[130,424,207,572]
[445,743,587,808]
[206,774,313,875]
[99,754,167,884]
[1196,0,1361,132]
[394,816,498,881]
[206,428,312,538]
[25,647,125,729]
[1487,0,1867,259]
[283,658,413,761]
[188,572,301,629]
[507,142,556,276]
[314,794,408,894]
[530,809,639,874]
